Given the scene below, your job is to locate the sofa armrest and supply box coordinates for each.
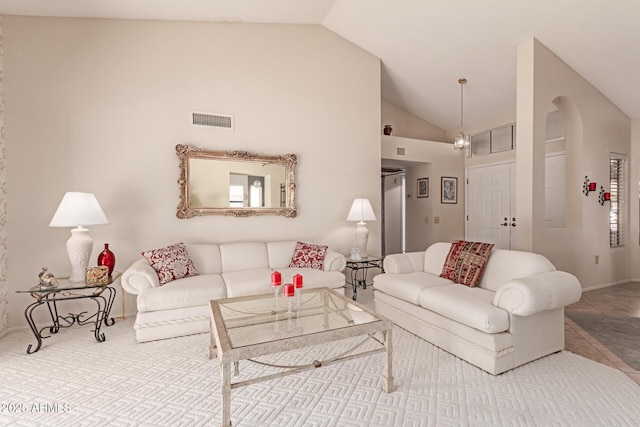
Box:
[121,258,160,295]
[382,252,423,274]
[493,271,582,316]
[324,250,346,272]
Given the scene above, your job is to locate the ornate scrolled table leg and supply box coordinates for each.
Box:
[24,300,45,354]
[102,285,117,326]
[90,295,107,342]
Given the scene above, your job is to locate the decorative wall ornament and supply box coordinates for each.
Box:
[598,186,611,205]
[0,18,9,336]
[583,176,597,196]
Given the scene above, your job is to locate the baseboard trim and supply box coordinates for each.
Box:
[583,279,637,292]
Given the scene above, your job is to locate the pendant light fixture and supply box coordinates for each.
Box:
[453,78,470,150]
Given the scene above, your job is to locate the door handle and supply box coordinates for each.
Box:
[501,222,509,226]
[511,223,516,227]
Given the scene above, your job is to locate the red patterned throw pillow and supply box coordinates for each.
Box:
[289,241,329,270]
[440,240,494,287]
[141,242,199,285]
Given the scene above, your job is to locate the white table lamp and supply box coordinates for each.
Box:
[347,198,376,258]
[49,192,109,282]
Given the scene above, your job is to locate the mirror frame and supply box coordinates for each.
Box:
[176,144,297,218]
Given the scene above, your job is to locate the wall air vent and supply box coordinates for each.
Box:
[192,112,233,129]
[396,147,406,156]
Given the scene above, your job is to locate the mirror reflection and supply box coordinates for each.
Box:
[176,144,297,218]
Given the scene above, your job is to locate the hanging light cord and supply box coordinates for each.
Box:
[459,78,467,134]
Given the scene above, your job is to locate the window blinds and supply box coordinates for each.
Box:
[610,155,626,248]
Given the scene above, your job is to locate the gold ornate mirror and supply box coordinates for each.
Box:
[176,144,297,218]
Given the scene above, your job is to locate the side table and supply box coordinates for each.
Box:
[345,255,384,300]
[15,272,121,354]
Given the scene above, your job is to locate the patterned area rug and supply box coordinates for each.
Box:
[1,318,639,426]
[566,311,640,371]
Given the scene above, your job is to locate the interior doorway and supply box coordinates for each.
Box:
[381,167,406,256]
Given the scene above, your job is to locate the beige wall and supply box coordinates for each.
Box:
[516,38,631,290]
[3,17,381,328]
[381,100,446,141]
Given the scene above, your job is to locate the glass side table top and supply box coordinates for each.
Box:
[214,287,381,349]
[16,271,122,294]
[345,255,383,263]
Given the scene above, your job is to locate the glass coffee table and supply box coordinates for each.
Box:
[209,287,394,427]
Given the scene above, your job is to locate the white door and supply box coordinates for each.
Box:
[466,163,515,249]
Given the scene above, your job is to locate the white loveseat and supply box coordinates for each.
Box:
[122,241,346,342]
[373,242,582,374]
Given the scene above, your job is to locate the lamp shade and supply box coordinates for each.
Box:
[347,198,376,222]
[49,192,109,227]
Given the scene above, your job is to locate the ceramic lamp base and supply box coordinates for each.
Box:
[354,221,369,258]
[66,226,93,282]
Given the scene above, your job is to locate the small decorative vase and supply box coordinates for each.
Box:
[383,125,393,135]
[97,243,116,277]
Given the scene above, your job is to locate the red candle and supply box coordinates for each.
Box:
[271,271,282,286]
[284,283,295,297]
[604,192,611,201]
[293,274,303,288]
[588,182,597,191]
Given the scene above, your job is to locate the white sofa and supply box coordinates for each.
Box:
[373,242,582,374]
[122,241,346,342]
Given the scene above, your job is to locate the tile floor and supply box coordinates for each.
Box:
[564,281,640,386]
[353,282,640,386]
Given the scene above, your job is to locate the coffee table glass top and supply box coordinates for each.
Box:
[214,287,381,349]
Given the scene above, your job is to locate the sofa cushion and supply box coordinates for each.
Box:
[137,274,226,312]
[418,285,509,334]
[374,272,454,305]
[478,249,556,292]
[141,242,199,285]
[279,268,345,290]
[222,268,274,298]
[267,241,297,269]
[440,240,494,287]
[220,242,269,273]
[289,241,328,270]
[423,242,454,275]
[184,244,222,275]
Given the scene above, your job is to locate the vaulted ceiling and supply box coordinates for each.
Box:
[1,0,639,134]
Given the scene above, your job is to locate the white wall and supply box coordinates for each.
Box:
[516,38,631,290]
[3,17,381,328]
[381,135,465,251]
[630,119,640,282]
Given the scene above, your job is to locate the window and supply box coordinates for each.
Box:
[470,124,516,157]
[610,154,626,248]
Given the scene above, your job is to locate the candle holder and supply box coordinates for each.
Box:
[599,186,611,205]
[293,274,304,308]
[271,271,282,312]
[583,176,597,196]
[272,284,281,312]
[284,283,295,318]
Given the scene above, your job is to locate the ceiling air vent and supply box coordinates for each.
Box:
[396,147,406,156]
[192,112,233,129]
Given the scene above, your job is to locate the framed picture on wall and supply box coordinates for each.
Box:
[417,177,429,198]
[441,177,457,204]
